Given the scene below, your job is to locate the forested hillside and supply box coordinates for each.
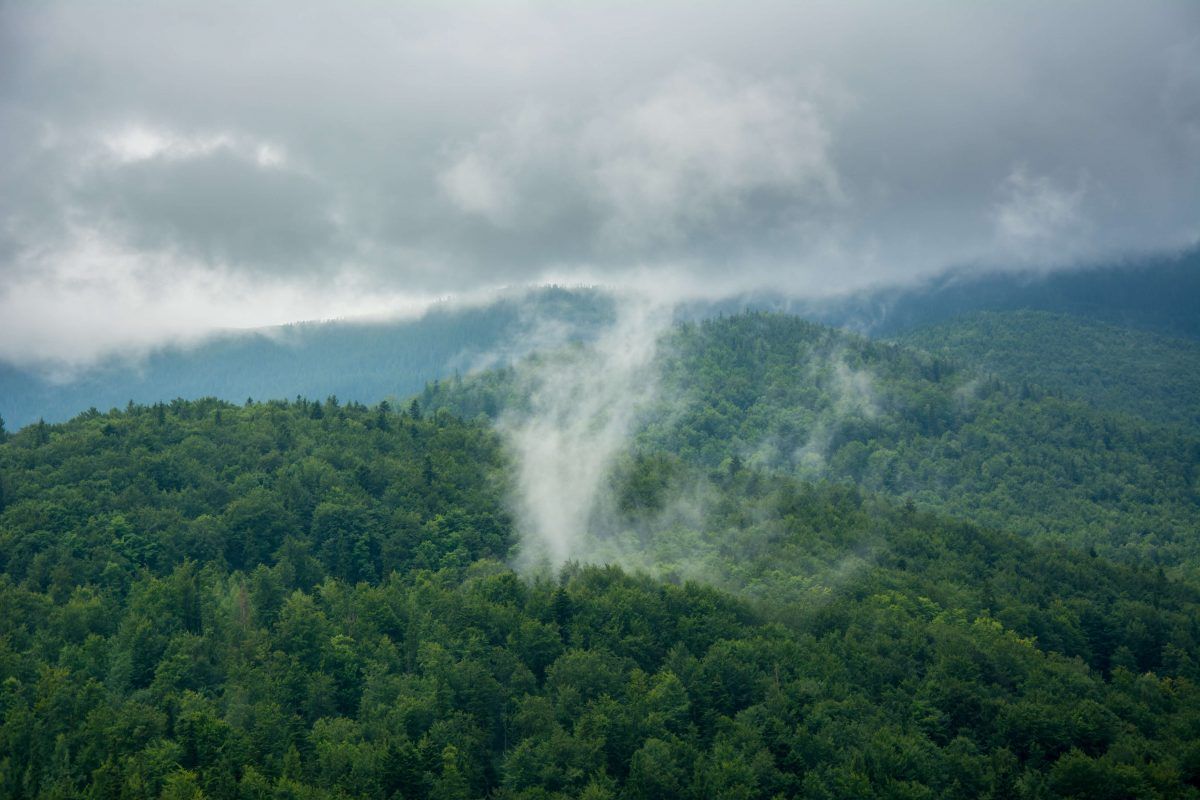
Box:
[424,313,1200,573]
[895,311,1200,427]
[808,249,1200,340]
[5,250,1197,433]
[3,401,1200,799]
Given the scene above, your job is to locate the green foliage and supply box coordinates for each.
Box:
[0,397,511,588]
[2,399,1200,797]
[427,312,1200,573]
[896,310,1200,427]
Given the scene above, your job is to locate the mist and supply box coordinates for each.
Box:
[497,296,672,571]
[474,305,894,577]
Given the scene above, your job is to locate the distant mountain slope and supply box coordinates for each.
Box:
[801,247,1200,339]
[424,312,1200,572]
[3,250,1196,431]
[0,287,614,429]
[895,310,1200,427]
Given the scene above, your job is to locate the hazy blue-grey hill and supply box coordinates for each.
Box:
[895,310,1200,428]
[799,247,1200,339]
[0,287,615,429]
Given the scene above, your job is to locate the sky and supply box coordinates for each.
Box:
[1,0,1198,367]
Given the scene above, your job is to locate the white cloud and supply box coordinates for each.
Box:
[435,65,843,251]
[583,66,843,248]
[435,104,574,234]
[0,224,431,370]
[439,150,511,224]
[993,167,1090,264]
[100,125,290,169]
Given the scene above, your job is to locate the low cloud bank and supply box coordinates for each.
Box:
[2,2,1198,365]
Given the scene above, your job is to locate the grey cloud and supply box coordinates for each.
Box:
[1,1,1198,363]
[581,66,843,253]
[434,66,843,265]
[992,167,1091,266]
[79,143,342,270]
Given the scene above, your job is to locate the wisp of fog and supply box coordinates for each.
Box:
[497,296,672,572]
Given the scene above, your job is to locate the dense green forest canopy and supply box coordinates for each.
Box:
[2,397,1200,798]
[424,313,1200,574]
[894,310,1200,428]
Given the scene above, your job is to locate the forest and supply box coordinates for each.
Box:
[424,313,1200,576]
[3,309,1200,798]
[896,311,1200,428]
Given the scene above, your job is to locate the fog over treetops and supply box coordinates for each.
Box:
[2,1,1198,368]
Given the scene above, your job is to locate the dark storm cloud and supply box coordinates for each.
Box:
[1,1,1198,364]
